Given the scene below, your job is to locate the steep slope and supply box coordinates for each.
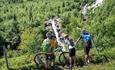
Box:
[0,0,115,69]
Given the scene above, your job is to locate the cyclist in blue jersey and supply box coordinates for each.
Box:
[76,30,92,65]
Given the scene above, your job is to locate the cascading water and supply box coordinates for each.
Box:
[46,17,66,51]
[51,19,60,43]
[82,0,104,20]
[89,0,103,9]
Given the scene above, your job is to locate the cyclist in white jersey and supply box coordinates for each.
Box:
[64,35,76,68]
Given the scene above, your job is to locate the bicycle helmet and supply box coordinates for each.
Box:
[46,32,51,38]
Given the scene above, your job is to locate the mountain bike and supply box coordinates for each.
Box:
[34,47,69,69]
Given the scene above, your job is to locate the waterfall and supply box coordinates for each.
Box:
[90,0,103,8]
[81,0,103,22]
[46,17,61,45]
[51,20,60,43]
[46,17,66,51]
[82,0,104,15]
[88,0,103,12]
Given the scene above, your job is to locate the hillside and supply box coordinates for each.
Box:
[0,0,115,70]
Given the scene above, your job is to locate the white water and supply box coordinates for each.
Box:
[82,0,103,15]
[90,0,103,8]
[46,17,67,51]
[50,18,66,51]
[51,20,60,43]
[82,4,88,16]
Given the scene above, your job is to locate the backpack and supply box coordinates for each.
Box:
[69,39,74,46]
[82,32,91,42]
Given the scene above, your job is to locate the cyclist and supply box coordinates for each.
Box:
[64,35,76,68]
[50,35,56,50]
[76,30,92,65]
[59,37,66,51]
[50,34,57,66]
[41,32,52,69]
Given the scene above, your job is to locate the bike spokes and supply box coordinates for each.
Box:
[59,52,69,67]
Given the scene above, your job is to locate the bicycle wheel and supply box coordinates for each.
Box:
[59,52,69,67]
[34,53,44,65]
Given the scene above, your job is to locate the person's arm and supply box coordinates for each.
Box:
[76,35,82,45]
[41,40,45,48]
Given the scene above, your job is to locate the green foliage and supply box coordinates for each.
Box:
[0,0,115,69]
[0,54,35,70]
[19,27,43,53]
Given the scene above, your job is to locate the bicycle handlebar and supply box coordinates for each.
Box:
[39,52,54,55]
[38,47,62,55]
[53,47,62,52]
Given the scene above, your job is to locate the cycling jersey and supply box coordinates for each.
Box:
[58,40,66,51]
[42,38,50,52]
[50,39,56,48]
[65,39,75,49]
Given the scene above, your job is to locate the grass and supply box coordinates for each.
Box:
[75,60,115,70]
[0,53,36,70]
[0,47,115,70]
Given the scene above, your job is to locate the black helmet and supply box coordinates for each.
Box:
[51,35,56,39]
[46,32,51,38]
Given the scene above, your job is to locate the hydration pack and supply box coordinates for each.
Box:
[69,39,74,46]
[82,32,91,42]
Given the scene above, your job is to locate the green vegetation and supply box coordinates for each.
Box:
[0,0,115,70]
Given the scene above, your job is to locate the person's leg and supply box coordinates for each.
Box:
[84,46,90,65]
[51,53,55,67]
[69,57,72,67]
[86,41,92,64]
[42,55,48,69]
[84,54,89,65]
[86,47,91,64]
[69,49,72,68]
[50,48,54,67]
[69,48,76,67]
[73,49,76,66]
[84,46,88,65]
[44,61,48,69]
